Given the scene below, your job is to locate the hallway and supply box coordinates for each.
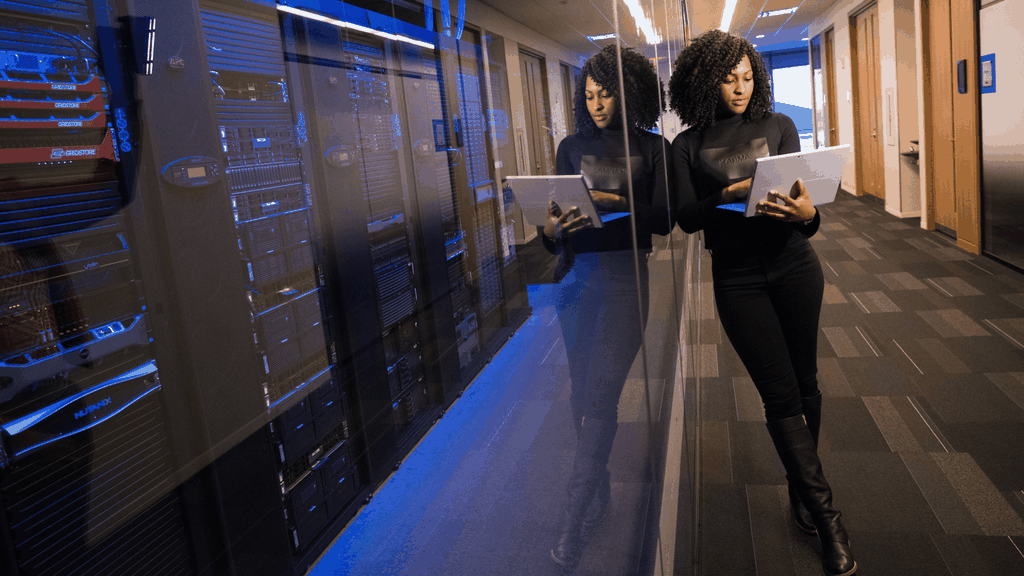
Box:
[306,191,1024,575]
[697,191,1024,575]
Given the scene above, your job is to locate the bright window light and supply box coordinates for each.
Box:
[277,4,435,50]
[759,7,798,18]
[623,0,662,44]
[587,33,617,41]
[720,0,739,31]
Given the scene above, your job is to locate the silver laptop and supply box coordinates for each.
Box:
[717,144,851,217]
[507,174,629,229]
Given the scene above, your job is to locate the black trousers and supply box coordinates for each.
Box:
[555,250,650,427]
[711,232,824,422]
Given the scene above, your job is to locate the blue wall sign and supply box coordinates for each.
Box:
[981,53,996,94]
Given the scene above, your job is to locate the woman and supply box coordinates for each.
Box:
[542,44,671,569]
[668,31,856,576]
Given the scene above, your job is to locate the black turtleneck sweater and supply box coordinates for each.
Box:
[670,112,820,250]
[542,126,672,253]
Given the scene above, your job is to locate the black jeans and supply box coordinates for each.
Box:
[711,232,824,422]
[555,250,650,427]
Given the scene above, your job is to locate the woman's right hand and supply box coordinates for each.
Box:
[722,178,753,204]
[543,200,592,240]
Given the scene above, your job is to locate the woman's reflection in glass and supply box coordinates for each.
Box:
[541,44,671,570]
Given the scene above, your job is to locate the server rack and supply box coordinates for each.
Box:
[0,1,194,574]
[192,3,364,572]
[1,1,531,574]
[285,15,443,487]
[431,31,529,394]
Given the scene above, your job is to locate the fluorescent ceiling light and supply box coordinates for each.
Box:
[623,0,662,44]
[277,4,435,50]
[802,37,810,41]
[755,34,765,38]
[720,0,739,31]
[759,7,798,18]
[587,33,617,41]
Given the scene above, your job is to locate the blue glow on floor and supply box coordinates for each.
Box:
[308,286,556,575]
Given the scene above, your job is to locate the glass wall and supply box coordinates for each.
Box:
[760,48,815,151]
[0,1,703,575]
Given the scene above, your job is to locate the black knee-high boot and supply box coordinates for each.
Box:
[552,416,617,568]
[582,466,611,530]
[767,415,857,576]
[789,392,822,534]
[570,410,611,531]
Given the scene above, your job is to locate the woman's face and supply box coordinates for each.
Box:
[585,76,618,130]
[718,54,754,115]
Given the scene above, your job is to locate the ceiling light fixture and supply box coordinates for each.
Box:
[587,33,617,41]
[277,4,435,50]
[622,0,662,44]
[756,34,765,38]
[759,7,798,18]
[802,37,810,41]
[720,0,739,31]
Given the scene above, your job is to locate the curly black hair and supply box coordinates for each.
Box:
[574,44,664,138]
[668,30,773,131]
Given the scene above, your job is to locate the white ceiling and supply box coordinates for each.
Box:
[476,0,839,54]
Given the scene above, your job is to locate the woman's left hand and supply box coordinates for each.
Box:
[756,178,817,224]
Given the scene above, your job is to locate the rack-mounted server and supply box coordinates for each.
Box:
[0,2,193,575]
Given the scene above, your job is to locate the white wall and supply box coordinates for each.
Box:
[894,0,920,216]
[877,0,902,216]
[979,0,1024,155]
[808,0,919,215]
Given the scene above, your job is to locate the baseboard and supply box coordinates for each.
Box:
[884,205,922,219]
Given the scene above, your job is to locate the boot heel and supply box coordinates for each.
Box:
[766,416,857,576]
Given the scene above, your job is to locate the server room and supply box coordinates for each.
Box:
[1,0,1023,575]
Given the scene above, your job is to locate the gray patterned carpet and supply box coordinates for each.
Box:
[696,191,1024,575]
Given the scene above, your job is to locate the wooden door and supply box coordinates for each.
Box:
[852,5,885,199]
[519,49,555,175]
[923,0,957,232]
[824,28,839,146]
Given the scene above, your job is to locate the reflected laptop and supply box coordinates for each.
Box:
[507,175,629,229]
[717,144,851,217]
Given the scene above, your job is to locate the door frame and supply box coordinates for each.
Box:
[517,46,555,176]
[559,61,580,137]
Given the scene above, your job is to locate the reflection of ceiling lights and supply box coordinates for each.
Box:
[623,0,662,44]
[720,0,739,31]
[759,7,798,18]
[277,4,435,49]
[587,33,617,41]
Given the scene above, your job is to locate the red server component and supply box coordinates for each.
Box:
[0,20,118,191]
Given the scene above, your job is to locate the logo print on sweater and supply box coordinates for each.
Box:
[720,154,750,165]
